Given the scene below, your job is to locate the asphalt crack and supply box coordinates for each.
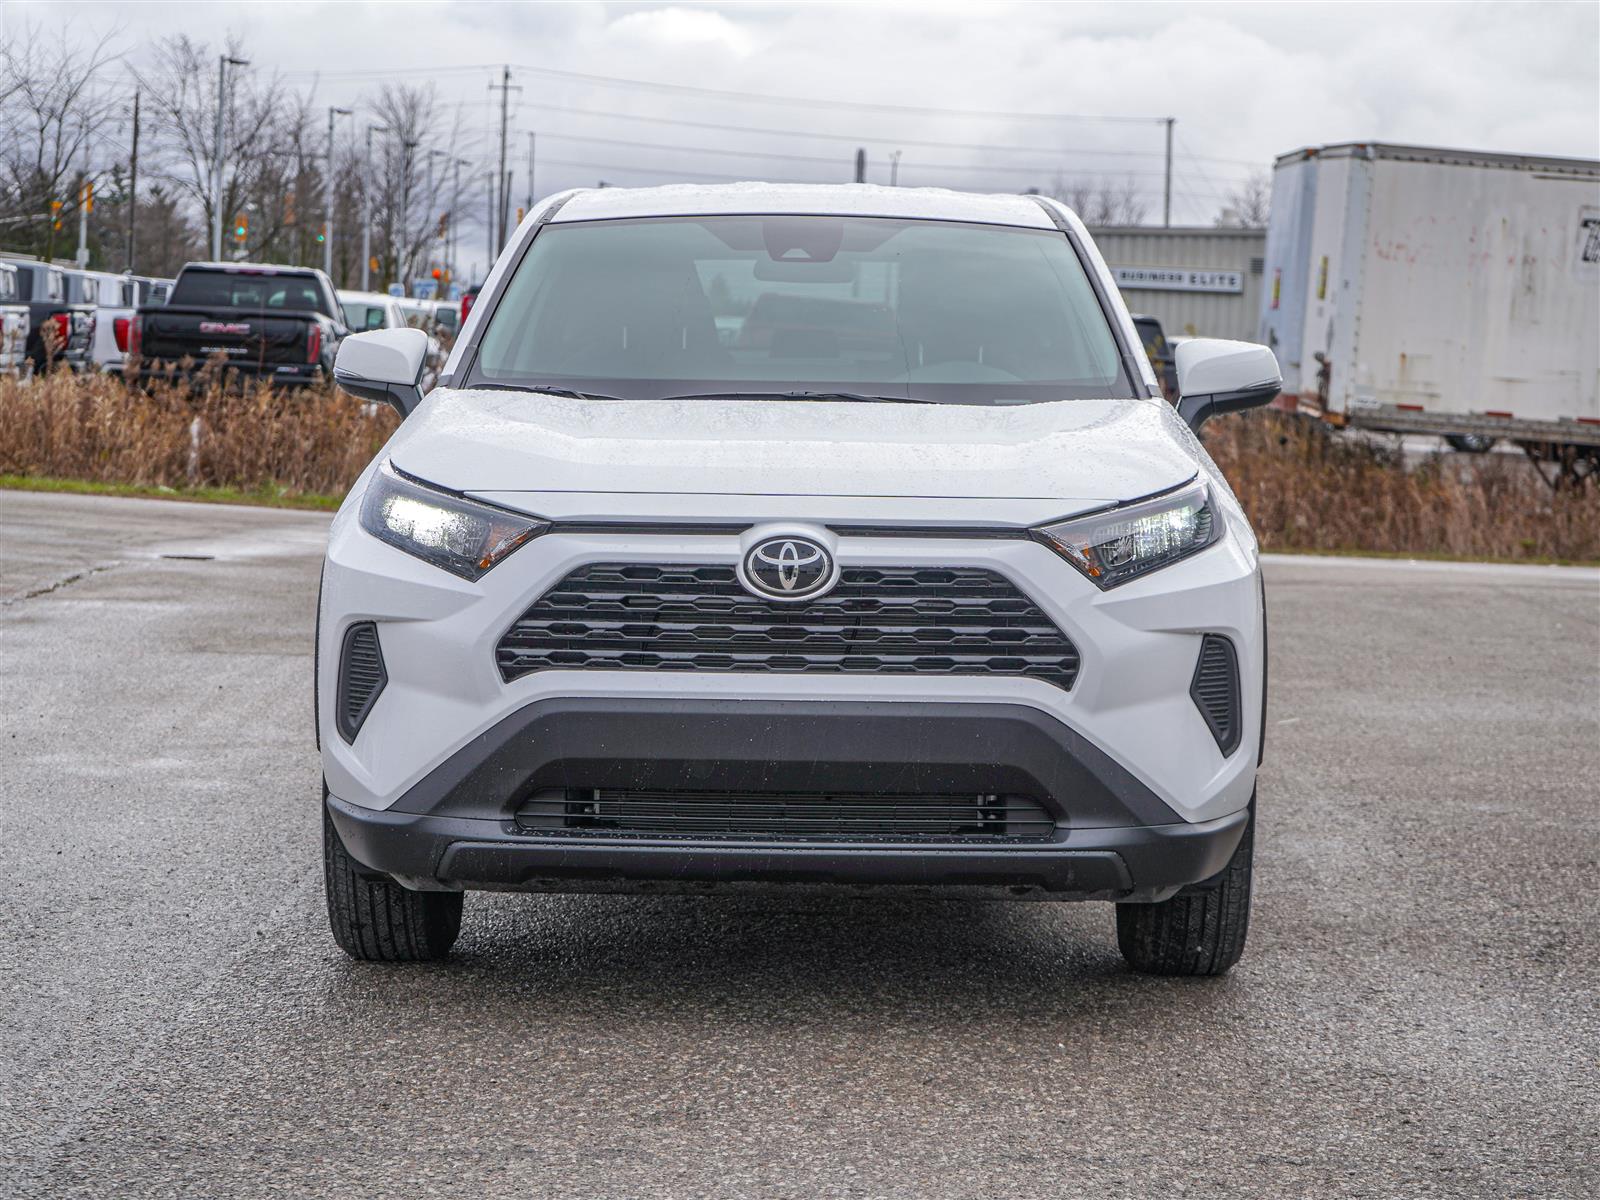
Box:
[2,562,121,608]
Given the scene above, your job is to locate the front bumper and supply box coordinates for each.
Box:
[326,698,1249,901]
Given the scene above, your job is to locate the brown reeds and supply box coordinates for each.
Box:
[1202,410,1599,562]
[1,373,1594,562]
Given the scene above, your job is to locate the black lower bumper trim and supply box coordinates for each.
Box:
[326,793,1249,902]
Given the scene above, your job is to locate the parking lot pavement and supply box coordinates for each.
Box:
[3,490,1597,1199]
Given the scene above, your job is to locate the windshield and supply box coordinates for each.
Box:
[171,270,323,311]
[468,215,1133,404]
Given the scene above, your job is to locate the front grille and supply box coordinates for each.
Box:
[337,622,386,743]
[1191,634,1241,754]
[497,563,1080,689]
[515,788,1056,842]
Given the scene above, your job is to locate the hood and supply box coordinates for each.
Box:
[387,388,1197,515]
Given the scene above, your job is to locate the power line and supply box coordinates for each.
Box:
[282,60,1168,124]
[534,130,1194,181]
[512,99,1263,168]
[508,62,1170,124]
[523,154,1242,204]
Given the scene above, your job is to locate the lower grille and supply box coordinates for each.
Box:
[515,789,1057,842]
[497,563,1080,689]
[1191,634,1241,754]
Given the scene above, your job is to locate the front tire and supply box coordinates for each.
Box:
[1116,812,1253,976]
[323,804,463,962]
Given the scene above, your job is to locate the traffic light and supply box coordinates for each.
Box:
[233,213,248,243]
[369,256,379,274]
[50,199,62,231]
[81,181,93,213]
[284,190,296,226]
[315,223,326,244]
[437,211,448,238]
[431,268,442,281]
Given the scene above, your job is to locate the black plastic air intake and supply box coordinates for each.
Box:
[336,622,387,744]
[1190,634,1241,755]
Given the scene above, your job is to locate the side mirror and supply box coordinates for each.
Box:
[1174,338,1281,432]
[334,328,429,418]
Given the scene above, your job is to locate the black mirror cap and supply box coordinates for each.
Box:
[333,367,423,420]
[1176,380,1281,433]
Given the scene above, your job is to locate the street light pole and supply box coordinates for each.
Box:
[399,139,419,295]
[362,123,387,291]
[1163,117,1175,228]
[210,54,248,261]
[450,157,466,288]
[426,149,446,291]
[324,106,351,278]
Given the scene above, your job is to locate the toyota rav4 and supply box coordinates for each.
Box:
[319,184,1280,975]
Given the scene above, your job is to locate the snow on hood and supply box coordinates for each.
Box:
[386,388,1197,512]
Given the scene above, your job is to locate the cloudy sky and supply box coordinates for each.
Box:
[10,0,1599,232]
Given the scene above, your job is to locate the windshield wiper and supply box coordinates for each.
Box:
[470,383,629,401]
[656,390,939,405]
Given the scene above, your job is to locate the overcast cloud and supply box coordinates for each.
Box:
[7,0,1597,237]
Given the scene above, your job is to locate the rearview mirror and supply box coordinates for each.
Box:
[1174,338,1281,432]
[334,328,429,418]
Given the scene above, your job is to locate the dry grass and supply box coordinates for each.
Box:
[1203,410,1600,563]
[1,373,1595,563]
[0,368,397,500]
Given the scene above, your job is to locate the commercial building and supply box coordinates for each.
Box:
[1089,226,1267,342]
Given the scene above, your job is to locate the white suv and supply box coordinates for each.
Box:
[319,184,1280,974]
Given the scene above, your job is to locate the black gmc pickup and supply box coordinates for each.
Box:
[133,262,347,385]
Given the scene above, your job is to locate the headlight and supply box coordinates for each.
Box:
[1032,478,1219,589]
[359,460,548,579]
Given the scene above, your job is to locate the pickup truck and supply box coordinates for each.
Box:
[0,262,27,377]
[7,260,95,374]
[83,270,140,374]
[133,262,347,385]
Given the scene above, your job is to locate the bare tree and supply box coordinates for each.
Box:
[366,83,462,293]
[1048,174,1147,226]
[0,23,122,262]
[134,35,287,259]
[1216,172,1271,228]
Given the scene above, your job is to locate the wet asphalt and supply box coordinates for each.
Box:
[2,490,1597,1199]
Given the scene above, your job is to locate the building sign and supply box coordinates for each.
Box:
[1111,266,1244,294]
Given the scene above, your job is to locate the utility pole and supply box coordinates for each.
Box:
[854,148,866,183]
[450,157,465,288]
[487,66,520,250]
[127,88,140,272]
[324,106,351,278]
[525,131,535,213]
[1163,117,1175,228]
[502,169,514,240]
[426,149,446,292]
[76,122,90,266]
[398,139,419,295]
[211,54,248,261]
[485,168,495,269]
[889,150,902,187]
[362,124,387,291]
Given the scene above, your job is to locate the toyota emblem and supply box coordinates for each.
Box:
[741,536,835,601]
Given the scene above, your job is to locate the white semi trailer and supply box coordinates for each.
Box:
[1259,142,1600,482]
